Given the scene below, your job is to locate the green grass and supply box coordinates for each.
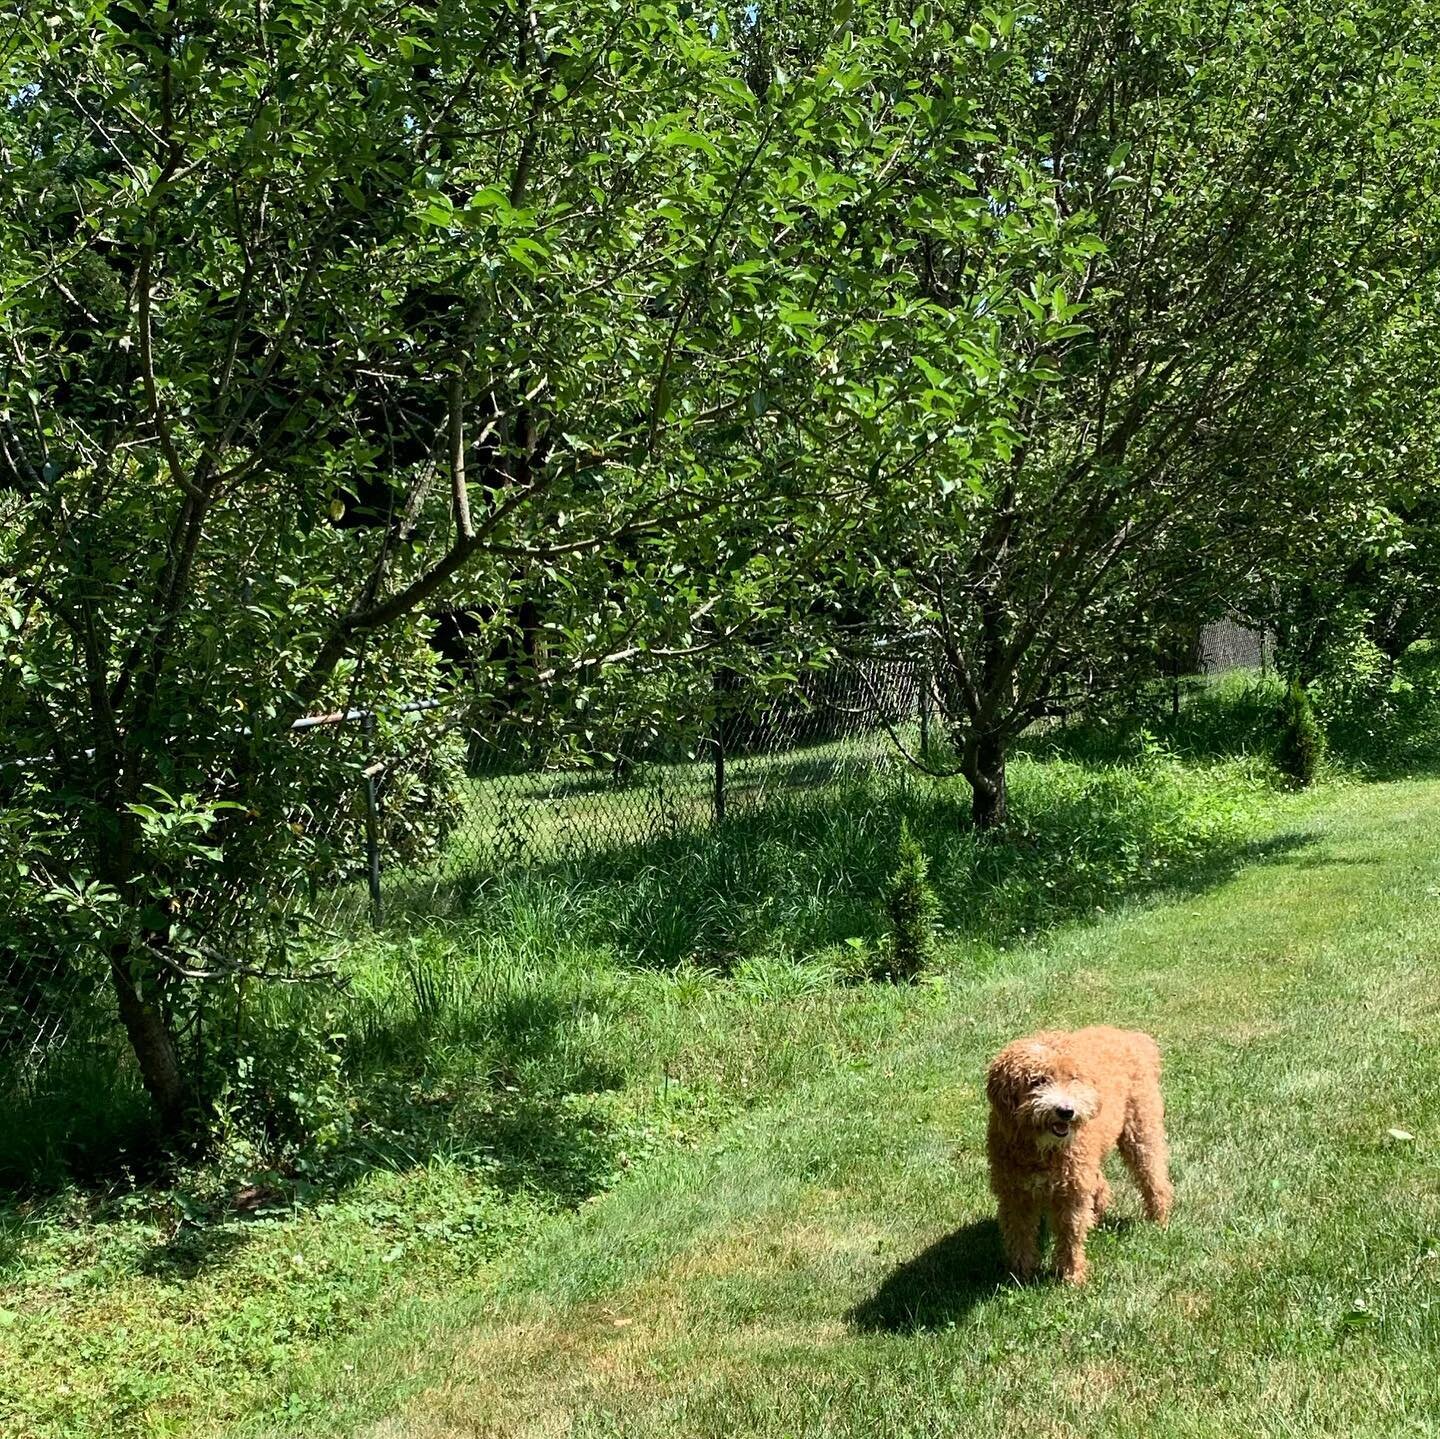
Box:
[379,742,1279,970]
[255,776,1440,1439]
[4,665,1438,1438]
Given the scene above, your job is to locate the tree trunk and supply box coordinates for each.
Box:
[967,731,1009,830]
[110,946,189,1135]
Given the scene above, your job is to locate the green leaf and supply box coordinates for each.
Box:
[660,129,720,157]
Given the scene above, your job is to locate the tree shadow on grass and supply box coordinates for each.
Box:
[138,1223,253,1279]
[337,1081,622,1211]
[726,751,891,794]
[0,975,630,1277]
[326,981,629,1207]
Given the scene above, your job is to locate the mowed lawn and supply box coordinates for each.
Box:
[268,777,1440,1439]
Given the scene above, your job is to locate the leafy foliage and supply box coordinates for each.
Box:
[2,0,1000,1126]
[834,0,1440,823]
[1310,643,1440,776]
[3,0,1440,1143]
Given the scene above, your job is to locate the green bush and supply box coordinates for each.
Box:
[1276,679,1324,787]
[373,725,469,866]
[1307,642,1440,774]
[879,820,940,982]
[209,1000,354,1177]
[1307,621,1393,734]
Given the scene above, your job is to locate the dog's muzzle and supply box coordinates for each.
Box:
[1029,1090,1092,1141]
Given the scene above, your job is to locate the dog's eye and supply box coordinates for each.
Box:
[1027,1075,1048,1090]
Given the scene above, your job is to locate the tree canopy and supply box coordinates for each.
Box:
[836,0,1440,822]
[3,0,1439,1129]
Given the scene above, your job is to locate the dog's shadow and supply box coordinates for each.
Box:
[848,1214,1138,1334]
[848,1219,1009,1333]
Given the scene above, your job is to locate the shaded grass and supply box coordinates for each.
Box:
[1019,668,1287,767]
[258,777,1440,1439]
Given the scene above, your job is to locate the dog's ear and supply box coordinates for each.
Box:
[986,1051,1025,1114]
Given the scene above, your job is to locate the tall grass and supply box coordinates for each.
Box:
[416,747,1276,972]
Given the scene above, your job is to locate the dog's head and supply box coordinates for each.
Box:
[986,1036,1099,1146]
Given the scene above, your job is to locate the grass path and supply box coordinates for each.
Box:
[259,777,1440,1439]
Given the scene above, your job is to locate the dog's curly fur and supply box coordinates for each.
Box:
[986,1026,1173,1285]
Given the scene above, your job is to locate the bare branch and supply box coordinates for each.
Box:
[449,368,473,540]
[143,941,344,987]
[136,247,200,501]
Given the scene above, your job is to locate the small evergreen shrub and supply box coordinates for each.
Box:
[881,819,940,981]
[1276,679,1324,787]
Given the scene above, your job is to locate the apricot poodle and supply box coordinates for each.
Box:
[986,1026,1173,1285]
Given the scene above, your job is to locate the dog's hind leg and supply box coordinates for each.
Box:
[1118,1090,1174,1224]
[996,1190,1042,1280]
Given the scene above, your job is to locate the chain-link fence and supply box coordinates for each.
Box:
[0,656,934,1111]
[302,655,934,929]
[1198,619,1274,675]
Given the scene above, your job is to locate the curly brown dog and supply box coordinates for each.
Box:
[986,1026,1173,1285]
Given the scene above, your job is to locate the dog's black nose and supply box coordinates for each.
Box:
[1055,1106,1075,1121]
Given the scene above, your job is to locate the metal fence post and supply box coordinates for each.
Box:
[712,669,727,825]
[918,665,932,762]
[361,712,383,927]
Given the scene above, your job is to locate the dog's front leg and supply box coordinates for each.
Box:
[1050,1190,1094,1285]
[996,1190,1042,1281]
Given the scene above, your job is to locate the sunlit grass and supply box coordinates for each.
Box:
[267,778,1440,1439]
